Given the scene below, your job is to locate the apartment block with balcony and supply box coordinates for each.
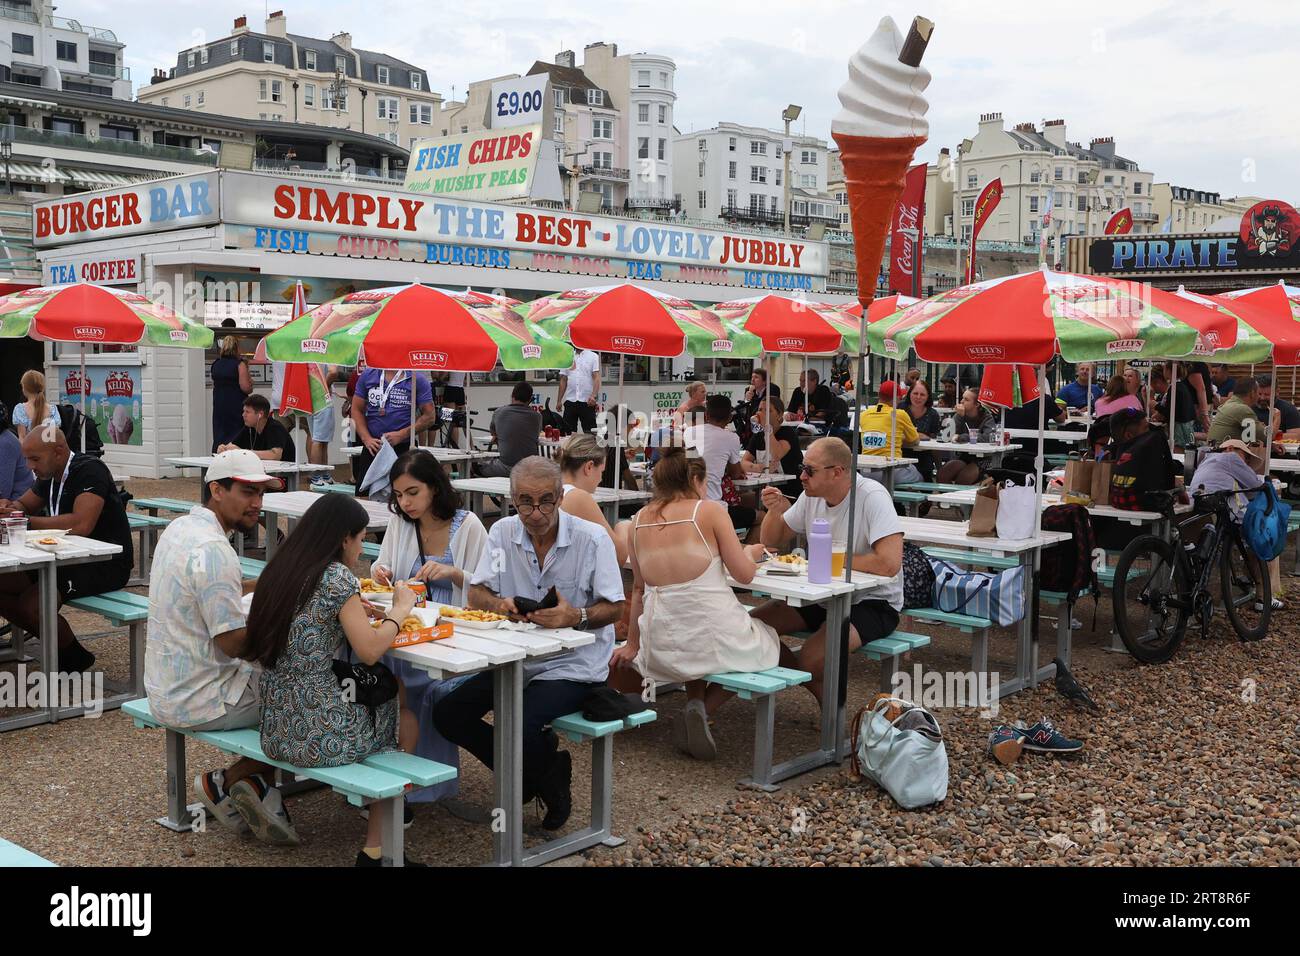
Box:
[137,11,440,152]
[0,0,130,98]
[674,122,836,231]
[1151,184,1236,234]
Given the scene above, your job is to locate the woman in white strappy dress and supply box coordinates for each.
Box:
[610,449,780,760]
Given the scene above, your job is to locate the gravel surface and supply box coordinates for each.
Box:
[2,475,1297,866]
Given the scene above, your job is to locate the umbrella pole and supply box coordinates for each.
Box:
[844,302,869,584]
[1169,361,1179,453]
[889,358,897,462]
[463,377,471,453]
[1265,365,1277,475]
[615,354,624,491]
[1032,363,1047,682]
[764,353,772,472]
[80,344,87,452]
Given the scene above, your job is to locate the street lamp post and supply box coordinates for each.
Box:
[0,126,11,195]
[782,103,801,234]
[953,137,972,286]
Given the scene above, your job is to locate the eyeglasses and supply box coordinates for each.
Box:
[799,463,838,477]
[515,498,557,516]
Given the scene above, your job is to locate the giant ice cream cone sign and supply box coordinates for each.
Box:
[831,15,933,311]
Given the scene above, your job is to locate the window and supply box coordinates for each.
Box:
[12,34,34,56]
[586,89,604,106]
[304,83,316,107]
[966,171,977,188]
[409,103,431,124]
[197,91,205,106]
[1077,196,1087,211]
[801,150,815,164]
[382,132,399,144]
[962,199,975,216]
[305,50,316,70]
[728,137,736,151]
[728,161,736,179]
[1029,170,1041,183]
[841,212,850,225]
[592,151,611,169]
[658,104,667,124]
[698,161,705,176]
[775,169,781,186]
[259,79,267,100]
[554,113,565,135]
[1054,167,1063,181]
[836,191,846,204]
[460,125,468,133]
[263,41,275,63]
[801,174,815,188]
[187,52,195,69]
[637,70,650,88]
[638,103,649,123]
[553,88,565,108]
[57,41,77,62]
[657,138,665,160]
[637,137,649,159]
[230,40,239,57]
[377,96,398,120]
[1077,171,1087,184]
[336,55,347,74]
[1134,181,1142,195]
[750,166,767,184]
[749,194,763,214]
[727,188,737,209]
[770,196,778,215]
[377,65,389,85]
[592,118,612,139]
[271,80,283,103]
[322,85,346,110]
[201,47,209,65]
[160,97,168,106]
[750,141,766,155]
[1103,175,1113,184]
[1029,196,1039,213]
[183,94,191,108]
[411,73,422,91]
[659,72,668,88]
[698,190,706,209]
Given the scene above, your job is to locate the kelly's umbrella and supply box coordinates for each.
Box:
[0,282,212,448]
[273,281,331,416]
[978,364,1041,410]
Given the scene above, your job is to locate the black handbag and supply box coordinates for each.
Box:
[332,656,398,710]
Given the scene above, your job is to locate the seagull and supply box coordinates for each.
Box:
[1053,658,1100,712]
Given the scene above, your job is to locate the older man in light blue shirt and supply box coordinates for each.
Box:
[433,456,625,831]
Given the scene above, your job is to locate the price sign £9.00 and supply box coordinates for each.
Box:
[489,75,550,130]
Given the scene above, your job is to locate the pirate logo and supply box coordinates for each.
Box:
[1240,200,1297,259]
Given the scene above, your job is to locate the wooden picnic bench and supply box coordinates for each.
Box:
[121,698,456,867]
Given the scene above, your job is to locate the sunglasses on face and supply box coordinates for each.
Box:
[800,463,838,476]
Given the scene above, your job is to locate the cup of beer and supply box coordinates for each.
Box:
[830,540,847,577]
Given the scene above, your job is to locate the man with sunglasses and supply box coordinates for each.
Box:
[433,456,625,831]
[755,438,904,709]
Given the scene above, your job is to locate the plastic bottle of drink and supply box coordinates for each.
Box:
[807,518,832,584]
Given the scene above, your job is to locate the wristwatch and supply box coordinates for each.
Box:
[576,606,589,630]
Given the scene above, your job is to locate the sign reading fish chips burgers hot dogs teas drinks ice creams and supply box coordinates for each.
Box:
[33,171,826,291]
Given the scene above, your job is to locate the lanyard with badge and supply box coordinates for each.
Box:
[375,370,407,411]
[50,455,73,517]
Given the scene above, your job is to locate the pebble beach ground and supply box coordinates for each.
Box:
[3,474,1297,867]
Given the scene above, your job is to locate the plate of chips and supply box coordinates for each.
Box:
[439,606,508,630]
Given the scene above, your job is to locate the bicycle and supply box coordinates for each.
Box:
[1112,487,1271,664]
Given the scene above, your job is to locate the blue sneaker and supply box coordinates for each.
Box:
[1013,718,1083,754]
[987,725,1025,765]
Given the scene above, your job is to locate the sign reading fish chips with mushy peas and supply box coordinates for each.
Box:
[404,126,544,202]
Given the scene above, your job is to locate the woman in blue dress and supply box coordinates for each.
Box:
[244,493,422,865]
[210,337,252,452]
[372,450,489,804]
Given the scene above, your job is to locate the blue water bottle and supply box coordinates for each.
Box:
[807,518,832,584]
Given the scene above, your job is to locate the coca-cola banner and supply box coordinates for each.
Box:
[60,366,142,445]
[889,162,927,296]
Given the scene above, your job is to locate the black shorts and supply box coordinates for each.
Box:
[27,560,130,601]
[728,504,757,530]
[794,598,900,645]
[442,386,466,406]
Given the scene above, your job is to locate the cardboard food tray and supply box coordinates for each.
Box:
[388,606,454,648]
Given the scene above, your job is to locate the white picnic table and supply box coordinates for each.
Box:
[723,564,891,786]
[854,456,920,492]
[451,476,650,524]
[1267,458,1300,474]
[916,440,1024,457]
[898,516,1072,696]
[166,456,332,492]
[387,613,596,867]
[0,534,124,732]
[342,444,500,464]
[260,491,392,561]
[1004,428,1088,443]
[925,488,1188,527]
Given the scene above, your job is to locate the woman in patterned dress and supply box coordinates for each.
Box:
[244,493,422,866]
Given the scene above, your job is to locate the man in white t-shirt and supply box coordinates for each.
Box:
[756,437,904,708]
[686,394,752,530]
[558,349,601,434]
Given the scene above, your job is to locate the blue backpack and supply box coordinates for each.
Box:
[1243,482,1291,561]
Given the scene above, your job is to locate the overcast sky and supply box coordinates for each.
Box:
[84,0,1297,203]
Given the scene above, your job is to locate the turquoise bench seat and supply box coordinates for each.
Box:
[903,606,996,688]
[64,590,147,714]
[861,630,932,693]
[700,666,813,791]
[239,557,267,579]
[705,666,811,700]
[922,547,1020,570]
[122,698,455,867]
[361,541,381,560]
[896,482,975,493]
[322,484,357,496]
[0,838,55,867]
[130,497,196,516]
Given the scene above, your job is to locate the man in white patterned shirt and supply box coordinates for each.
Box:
[144,450,298,845]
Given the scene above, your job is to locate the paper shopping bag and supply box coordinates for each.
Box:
[967,479,1000,537]
[1089,461,1114,505]
[1064,457,1095,496]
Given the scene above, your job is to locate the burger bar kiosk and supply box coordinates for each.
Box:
[1066,199,1300,397]
[32,170,835,477]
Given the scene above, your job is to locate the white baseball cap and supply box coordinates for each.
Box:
[205,449,286,490]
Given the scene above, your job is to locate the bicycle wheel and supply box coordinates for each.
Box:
[1220,532,1271,641]
[1113,535,1191,664]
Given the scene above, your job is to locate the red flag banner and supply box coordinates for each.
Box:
[888,162,928,296]
[967,177,1003,283]
[1104,208,1134,235]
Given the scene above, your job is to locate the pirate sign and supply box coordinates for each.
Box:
[1240,200,1296,258]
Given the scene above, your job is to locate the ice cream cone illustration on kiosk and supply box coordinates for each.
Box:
[832,15,933,312]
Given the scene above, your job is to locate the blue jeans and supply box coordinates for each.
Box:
[432,673,593,799]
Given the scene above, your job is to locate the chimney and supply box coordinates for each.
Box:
[1013,122,1035,133]
[1042,119,1067,149]
[265,10,287,38]
[1089,137,1115,160]
[232,15,248,35]
[556,50,575,68]
[331,31,353,52]
[978,112,1003,126]
[150,68,168,84]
